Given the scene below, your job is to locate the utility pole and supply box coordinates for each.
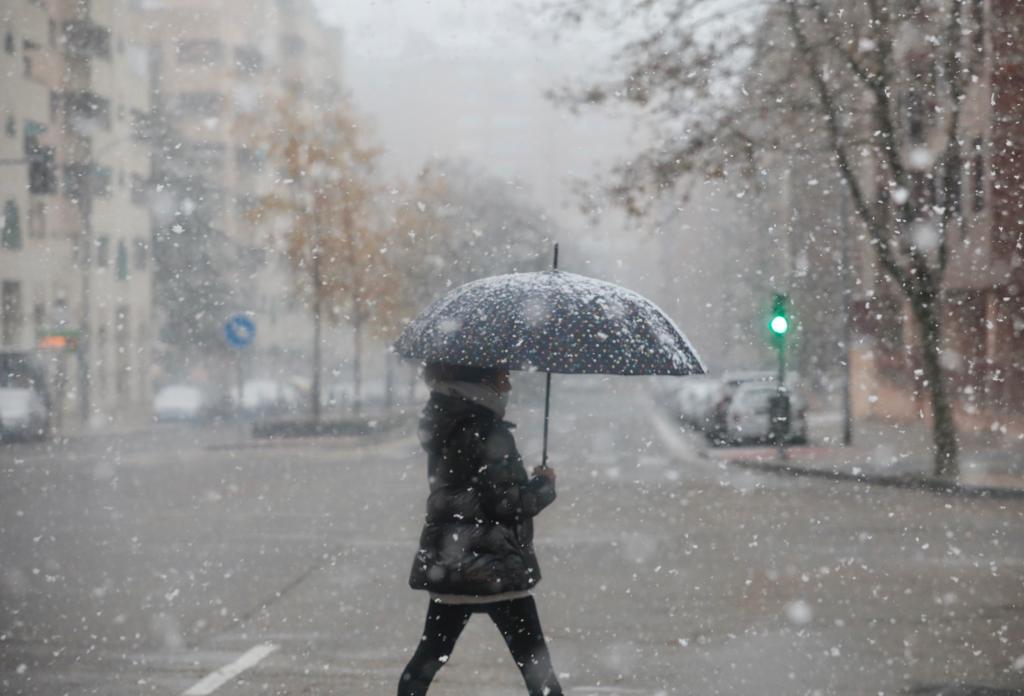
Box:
[839,187,854,446]
[76,181,93,425]
[74,138,125,425]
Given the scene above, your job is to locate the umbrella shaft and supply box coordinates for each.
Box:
[541,371,552,468]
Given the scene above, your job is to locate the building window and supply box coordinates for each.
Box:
[28,201,45,238]
[3,201,21,249]
[234,46,263,76]
[115,305,129,396]
[174,92,224,118]
[188,141,225,172]
[281,34,305,57]
[96,324,107,394]
[92,165,112,197]
[4,32,14,55]
[62,90,112,132]
[4,115,14,137]
[134,239,147,271]
[27,147,57,194]
[116,240,128,280]
[33,302,45,335]
[96,236,109,267]
[130,173,147,205]
[235,146,263,174]
[2,281,23,346]
[176,39,223,65]
[63,20,111,61]
[24,120,57,195]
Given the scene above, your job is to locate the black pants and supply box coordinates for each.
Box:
[398,596,563,696]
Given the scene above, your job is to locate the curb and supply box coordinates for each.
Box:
[251,412,412,440]
[726,458,1024,500]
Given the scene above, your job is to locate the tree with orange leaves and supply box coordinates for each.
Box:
[252,99,392,421]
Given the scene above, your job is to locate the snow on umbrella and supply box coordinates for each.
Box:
[394,267,705,467]
[393,270,704,376]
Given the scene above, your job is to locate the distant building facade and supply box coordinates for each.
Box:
[850,0,1024,421]
[1,0,153,429]
[140,0,345,393]
[1,0,346,429]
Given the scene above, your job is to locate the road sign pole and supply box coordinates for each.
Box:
[236,352,244,425]
[777,342,788,462]
[224,314,256,428]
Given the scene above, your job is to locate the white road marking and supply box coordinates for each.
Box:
[182,643,279,695]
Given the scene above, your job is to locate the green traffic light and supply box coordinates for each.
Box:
[770,315,789,335]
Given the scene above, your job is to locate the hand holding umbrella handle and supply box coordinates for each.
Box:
[533,465,556,483]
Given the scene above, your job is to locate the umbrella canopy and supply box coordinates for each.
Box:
[394,270,705,376]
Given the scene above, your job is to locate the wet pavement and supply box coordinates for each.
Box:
[1,376,1023,695]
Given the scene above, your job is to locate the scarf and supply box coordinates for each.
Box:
[426,377,509,419]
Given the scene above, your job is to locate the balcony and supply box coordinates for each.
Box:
[59,90,112,136]
[63,162,112,202]
[62,20,111,61]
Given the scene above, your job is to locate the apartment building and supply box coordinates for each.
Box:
[848,0,1024,419]
[140,0,344,388]
[1,0,153,429]
[1,1,53,355]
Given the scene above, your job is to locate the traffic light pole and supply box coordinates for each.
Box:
[769,292,790,462]
[776,342,788,462]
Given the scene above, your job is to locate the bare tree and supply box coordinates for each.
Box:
[252,100,392,420]
[552,0,975,477]
[390,158,554,300]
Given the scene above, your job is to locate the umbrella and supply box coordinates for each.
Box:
[394,246,705,465]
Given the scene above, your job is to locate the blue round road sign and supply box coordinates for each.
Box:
[224,313,256,349]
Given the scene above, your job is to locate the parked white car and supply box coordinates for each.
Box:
[153,384,207,422]
[238,379,300,418]
[723,382,808,445]
[675,377,723,429]
[0,387,50,441]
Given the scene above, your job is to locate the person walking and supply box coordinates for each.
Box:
[398,363,563,696]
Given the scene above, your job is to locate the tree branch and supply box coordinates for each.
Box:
[786,0,913,292]
[937,0,966,275]
[862,0,915,228]
[808,0,880,88]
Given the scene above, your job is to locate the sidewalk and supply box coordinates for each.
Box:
[708,412,1024,497]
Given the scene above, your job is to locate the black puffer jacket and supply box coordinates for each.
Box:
[408,392,556,596]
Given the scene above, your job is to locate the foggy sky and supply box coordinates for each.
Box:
[313,0,633,214]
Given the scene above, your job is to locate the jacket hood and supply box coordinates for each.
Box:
[418,392,494,455]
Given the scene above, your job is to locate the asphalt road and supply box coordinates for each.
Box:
[1,375,1023,695]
